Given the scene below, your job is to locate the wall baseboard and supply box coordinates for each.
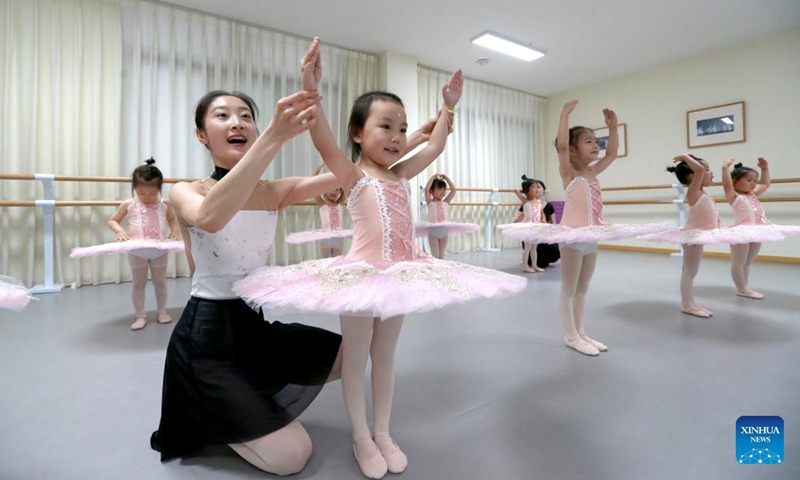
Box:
[597,244,800,265]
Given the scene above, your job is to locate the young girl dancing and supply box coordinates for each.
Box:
[108,159,180,330]
[234,38,525,479]
[513,175,547,272]
[722,157,800,298]
[415,173,478,259]
[285,164,353,258]
[500,100,666,355]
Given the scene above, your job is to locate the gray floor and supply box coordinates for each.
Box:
[1,250,798,480]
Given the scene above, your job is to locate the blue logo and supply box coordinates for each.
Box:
[736,416,783,464]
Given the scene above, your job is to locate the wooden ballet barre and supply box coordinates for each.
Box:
[0,200,122,207]
[0,173,195,183]
[603,184,674,192]
[603,200,676,206]
[448,201,521,207]
[0,199,327,207]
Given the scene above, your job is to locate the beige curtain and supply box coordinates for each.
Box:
[0,0,376,287]
[416,67,548,253]
[0,0,122,287]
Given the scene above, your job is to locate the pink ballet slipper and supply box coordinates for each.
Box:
[520,265,537,273]
[736,290,764,300]
[581,334,608,352]
[374,434,407,474]
[157,311,173,324]
[353,439,388,479]
[564,336,599,356]
[131,316,147,330]
[681,306,711,318]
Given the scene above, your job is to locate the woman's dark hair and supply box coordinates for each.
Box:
[347,91,404,163]
[429,179,447,191]
[521,175,546,198]
[666,154,704,186]
[731,162,758,183]
[132,157,164,192]
[553,126,594,151]
[194,90,259,130]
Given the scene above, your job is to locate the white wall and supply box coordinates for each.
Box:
[544,28,800,259]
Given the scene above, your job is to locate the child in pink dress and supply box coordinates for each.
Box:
[108,159,180,329]
[722,157,800,299]
[500,101,666,355]
[416,173,478,259]
[286,165,353,258]
[643,155,731,317]
[234,38,525,479]
[510,175,547,272]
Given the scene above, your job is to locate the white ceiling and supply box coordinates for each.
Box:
[158,0,800,97]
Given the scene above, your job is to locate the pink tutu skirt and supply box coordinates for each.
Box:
[70,239,184,260]
[233,256,526,318]
[0,275,33,312]
[415,222,480,239]
[498,221,672,244]
[639,224,792,245]
[285,229,354,245]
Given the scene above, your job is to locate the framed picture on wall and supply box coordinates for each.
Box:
[686,101,746,148]
[593,123,627,158]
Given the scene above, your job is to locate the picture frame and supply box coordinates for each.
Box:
[686,101,746,148]
[593,123,627,158]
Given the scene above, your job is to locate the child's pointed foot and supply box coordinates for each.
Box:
[353,438,388,479]
[565,336,600,356]
[131,316,147,330]
[521,265,536,273]
[374,433,407,474]
[157,311,173,324]
[533,267,545,273]
[681,306,711,318]
[580,334,608,352]
[737,289,764,299]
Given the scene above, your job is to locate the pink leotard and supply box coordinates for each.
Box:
[559,176,605,228]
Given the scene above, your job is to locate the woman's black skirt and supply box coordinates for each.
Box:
[151,296,341,461]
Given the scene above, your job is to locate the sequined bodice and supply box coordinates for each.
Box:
[685,193,721,230]
[731,194,770,226]
[522,200,544,223]
[427,201,449,223]
[560,176,605,227]
[320,204,343,231]
[189,211,277,299]
[128,199,168,240]
[346,175,414,263]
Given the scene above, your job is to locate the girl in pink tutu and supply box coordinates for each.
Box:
[722,157,800,298]
[0,275,33,312]
[417,173,478,259]
[234,38,525,479]
[285,164,352,258]
[513,175,547,272]
[108,159,180,330]
[665,154,719,317]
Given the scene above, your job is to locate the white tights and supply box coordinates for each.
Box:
[428,235,448,259]
[679,244,714,315]
[339,314,404,457]
[558,247,597,339]
[229,420,313,476]
[127,253,168,317]
[730,242,761,295]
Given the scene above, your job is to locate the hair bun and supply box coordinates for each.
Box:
[666,165,677,173]
[733,162,743,169]
[521,174,529,180]
[145,157,156,166]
